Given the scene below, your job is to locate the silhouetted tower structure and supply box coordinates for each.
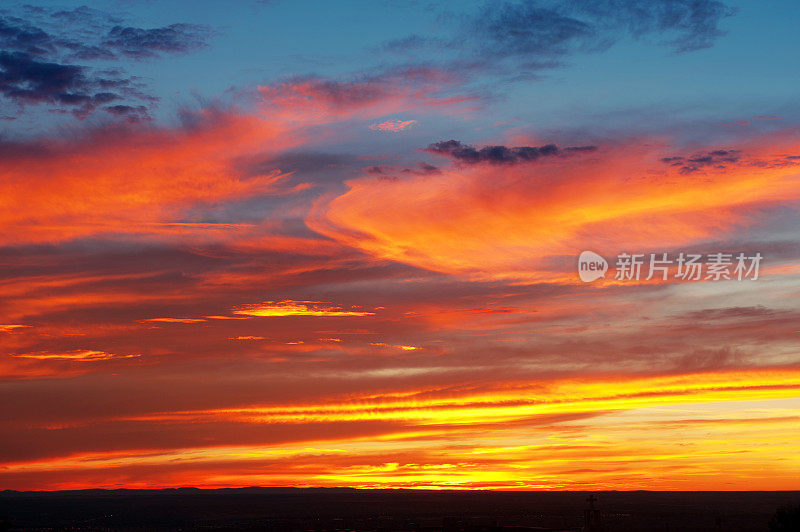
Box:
[583,493,605,532]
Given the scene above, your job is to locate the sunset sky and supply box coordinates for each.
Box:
[1,0,799,491]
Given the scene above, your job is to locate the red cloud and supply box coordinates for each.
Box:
[0,108,300,245]
[258,69,476,122]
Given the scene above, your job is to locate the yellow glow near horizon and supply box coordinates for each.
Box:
[4,369,799,491]
[233,300,375,317]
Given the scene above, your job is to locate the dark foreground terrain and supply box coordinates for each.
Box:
[0,488,798,531]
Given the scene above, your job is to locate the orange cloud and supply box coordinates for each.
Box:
[11,350,139,361]
[2,69,798,494]
[370,342,419,351]
[311,136,800,282]
[0,324,29,332]
[232,300,375,317]
[3,368,799,490]
[0,70,479,251]
[130,368,800,426]
[142,318,207,324]
[0,109,303,245]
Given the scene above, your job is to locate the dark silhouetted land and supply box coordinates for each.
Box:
[0,488,798,531]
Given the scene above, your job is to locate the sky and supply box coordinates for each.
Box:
[0,0,799,491]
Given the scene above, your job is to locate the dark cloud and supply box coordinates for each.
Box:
[0,10,210,62]
[102,23,212,59]
[0,15,52,55]
[570,0,736,53]
[423,139,596,165]
[406,162,440,174]
[478,4,600,59]
[364,162,440,180]
[104,104,150,121]
[0,51,140,118]
[383,0,734,77]
[0,51,82,101]
[662,148,741,173]
[661,149,800,174]
[475,0,735,60]
[0,50,152,118]
[0,8,213,118]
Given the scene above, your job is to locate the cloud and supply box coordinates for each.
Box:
[312,135,800,281]
[423,139,596,164]
[0,14,52,55]
[258,67,477,122]
[3,368,798,490]
[0,8,213,61]
[12,350,139,361]
[662,148,800,174]
[382,0,735,78]
[109,368,800,426]
[104,104,150,120]
[233,300,375,317]
[0,106,298,245]
[0,2,795,492]
[473,0,735,60]
[662,149,741,173]
[476,3,599,59]
[365,162,441,177]
[102,23,212,59]
[238,151,366,187]
[0,324,29,332]
[0,51,145,117]
[139,301,378,323]
[0,64,483,247]
[569,0,736,52]
[0,51,85,100]
[369,119,417,132]
[143,317,208,324]
[681,305,785,321]
[0,9,213,117]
